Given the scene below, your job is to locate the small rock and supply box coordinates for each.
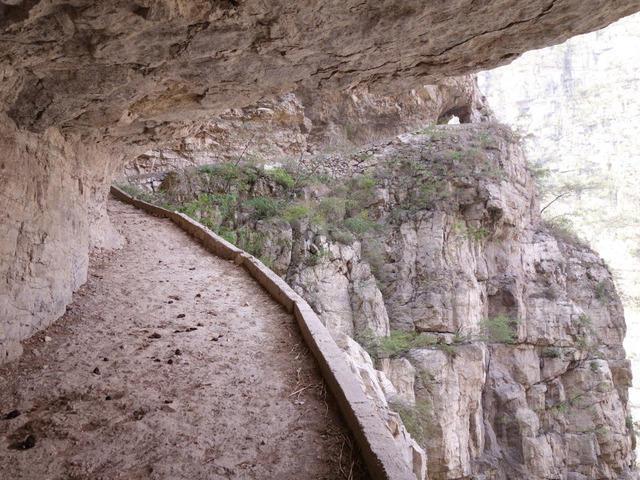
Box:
[149,333,161,339]
[167,359,174,365]
[211,334,223,342]
[44,336,52,343]
[176,314,186,319]
[102,357,109,362]
[186,327,197,332]
[9,435,36,450]
[105,395,112,401]
[92,367,101,375]
[2,410,21,420]
[196,322,204,327]
[195,293,202,298]
[132,409,146,421]
[174,349,182,356]
[189,267,196,271]
[167,300,174,304]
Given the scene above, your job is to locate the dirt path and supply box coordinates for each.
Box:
[0,199,366,480]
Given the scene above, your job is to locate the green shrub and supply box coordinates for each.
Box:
[318,197,347,221]
[359,330,437,359]
[212,193,238,223]
[246,196,281,220]
[542,347,562,359]
[177,193,216,218]
[544,217,589,249]
[266,167,295,189]
[304,245,328,266]
[235,228,266,257]
[480,315,518,344]
[283,203,311,222]
[389,400,431,446]
[454,220,490,241]
[117,183,155,203]
[344,212,377,236]
[213,226,236,244]
[328,228,356,245]
[594,281,610,302]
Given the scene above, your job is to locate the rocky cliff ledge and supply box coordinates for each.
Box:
[125,121,636,479]
[2,0,639,362]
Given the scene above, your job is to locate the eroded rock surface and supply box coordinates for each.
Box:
[0,118,122,361]
[139,123,637,478]
[1,0,638,138]
[2,0,639,364]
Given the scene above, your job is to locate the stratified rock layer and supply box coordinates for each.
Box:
[2,0,639,362]
[283,126,635,479]
[0,118,122,361]
[140,123,637,479]
[1,0,639,138]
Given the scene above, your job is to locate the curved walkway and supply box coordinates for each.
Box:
[0,199,366,480]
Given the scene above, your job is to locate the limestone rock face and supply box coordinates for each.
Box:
[2,0,639,365]
[155,123,636,478]
[1,0,638,138]
[477,12,640,434]
[122,77,490,184]
[0,117,122,362]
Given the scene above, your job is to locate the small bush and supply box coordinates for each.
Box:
[359,330,437,359]
[328,228,356,245]
[594,281,610,302]
[389,400,431,446]
[318,197,347,221]
[266,167,295,189]
[542,347,562,359]
[117,183,155,203]
[283,203,311,222]
[235,228,266,257]
[544,217,589,249]
[480,315,518,344]
[344,212,377,236]
[246,196,281,220]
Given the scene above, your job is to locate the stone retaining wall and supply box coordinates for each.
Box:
[110,185,416,480]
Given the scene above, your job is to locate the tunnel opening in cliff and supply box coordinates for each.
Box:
[2,1,640,479]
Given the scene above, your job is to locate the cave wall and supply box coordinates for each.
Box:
[1,0,639,364]
[0,118,122,361]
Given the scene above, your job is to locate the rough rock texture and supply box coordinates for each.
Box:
[149,123,637,478]
[2,0,639,364]
[2,0,639,138]
[477,12,640,432]
[0,117,122,362]
[122,77,490,184]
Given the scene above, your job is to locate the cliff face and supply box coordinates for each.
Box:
[284,128,635,479]
[3,0,638,138]
[121,77,489,183]
[0,119,123,361]
[129,120,636,478]
[477,11,640,450]
[2,0,639,363]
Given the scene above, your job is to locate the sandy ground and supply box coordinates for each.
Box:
[0,199,367,480]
